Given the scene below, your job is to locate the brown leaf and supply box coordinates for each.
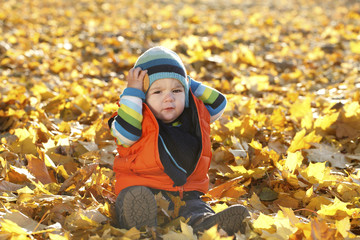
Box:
[26,154,55,184]
[311,218,336,240]
[0,180,24,192]
[58,163,98,194]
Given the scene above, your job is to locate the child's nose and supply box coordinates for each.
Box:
[164,92,175,102]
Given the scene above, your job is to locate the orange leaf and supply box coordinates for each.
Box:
[26,154,54,184]
[310,218,336,240]
[207,176,244,199]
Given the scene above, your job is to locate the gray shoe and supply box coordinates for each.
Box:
[193,205,250,235]
[117,186,157,229]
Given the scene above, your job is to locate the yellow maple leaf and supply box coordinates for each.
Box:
[288,130,307,153]
[246,75,269,92]
[227,165,253,178]
[301,113,313,129]
[0,218,28,235]
[31,82,56,100]
[224,117,242,132]
[335,217,350,238]
[74,95,92,113]
[253,213,275,232]
[163,230,192,240]
[287,129,322,153]
[285,151,303,172]
[336,182,360,202]
[13,128,31,142]
[180,221,196,239]
[49,233,70,240]
[279,207,300,225]
[123,227,141,240]
[212,203,229,213]
[269,108,286,129]
[179,5,195,18]
[16,186,34,194]
[273,211,298,238]
[344,101,360,117]
[306,186,314,198]
[239,117,258,140]
[103,103,118,113]
[249,139,263,150]
[314,112,340,131]
[237,45,257,66]
[58,121,71,133]
[281,68,303,81]
[289,96,312,121]
[160,39,179,50]
[187,46,211,63]
[309,218,337,240]
[239,98,257,115]
[304,162,327,183]
[281,170,300,187]
[199,225,233,240]
[293,189,306,200]
[317,197,350,218]
[350,41,360,54]
[305,196,332,214]
[7,108,26,119]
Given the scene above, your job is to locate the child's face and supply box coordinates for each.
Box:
[146,78,185,123]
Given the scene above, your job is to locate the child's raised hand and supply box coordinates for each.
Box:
[126,67,148,91]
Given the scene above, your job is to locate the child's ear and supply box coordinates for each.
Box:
[143,73,150,92]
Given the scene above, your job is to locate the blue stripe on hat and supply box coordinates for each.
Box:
[136,58,184,70]
[149,72,187,87]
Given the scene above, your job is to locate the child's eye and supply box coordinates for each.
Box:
[153,91,161,94]
[173,89,183,93]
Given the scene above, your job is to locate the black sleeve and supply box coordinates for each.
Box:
[108,115,115,129]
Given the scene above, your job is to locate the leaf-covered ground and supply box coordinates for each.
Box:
[1,0,360,239]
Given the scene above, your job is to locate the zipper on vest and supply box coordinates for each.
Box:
[159,135,187,174]
[177,186,184,199]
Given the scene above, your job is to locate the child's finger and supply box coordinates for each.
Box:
[133,67,143,79]
[127,68,134,81]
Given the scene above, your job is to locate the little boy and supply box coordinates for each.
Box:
[108,46,249,235]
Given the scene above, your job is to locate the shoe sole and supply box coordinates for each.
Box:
[194,205,250,235]
[122,186,157,229]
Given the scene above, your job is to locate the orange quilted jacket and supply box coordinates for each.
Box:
[112,92,212,196]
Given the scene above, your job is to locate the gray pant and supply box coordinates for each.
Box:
[115,186,215,228]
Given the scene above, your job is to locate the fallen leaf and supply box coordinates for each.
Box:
[26,154,55,184]
[335,217,350,238]
[285,151,303,173]
[305,143,349,168]
[253,213,275,232]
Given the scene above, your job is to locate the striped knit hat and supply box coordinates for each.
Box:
[134,46,189,107]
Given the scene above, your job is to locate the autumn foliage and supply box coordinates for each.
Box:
[1,0,360,239]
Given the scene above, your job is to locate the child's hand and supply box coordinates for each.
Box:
[126,67,148,91]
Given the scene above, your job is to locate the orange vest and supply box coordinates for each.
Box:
[113,93,212,196]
